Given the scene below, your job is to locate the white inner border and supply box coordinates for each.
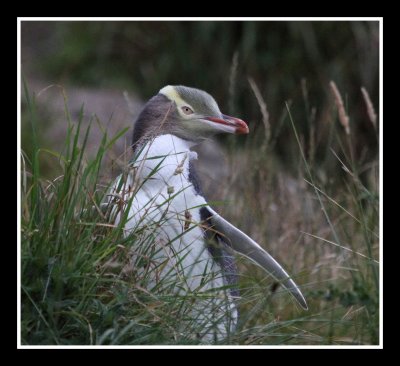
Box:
[17,17,383,350]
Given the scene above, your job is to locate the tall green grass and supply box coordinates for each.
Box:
[21,84,240,345]
[20,79,379,345]
[218,79,379,345]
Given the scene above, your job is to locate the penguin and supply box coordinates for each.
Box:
[108,85,307,342]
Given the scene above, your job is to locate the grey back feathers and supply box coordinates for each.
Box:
[200,207,240,299]
[131,94,173,147]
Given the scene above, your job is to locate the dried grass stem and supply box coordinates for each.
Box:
[330,81,350,135]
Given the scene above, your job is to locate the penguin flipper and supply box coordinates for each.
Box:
[206,206,308,310]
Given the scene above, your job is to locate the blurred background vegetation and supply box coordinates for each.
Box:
[20,20,380,345]
[21,21,378,170]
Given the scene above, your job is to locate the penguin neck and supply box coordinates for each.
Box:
[133,134,198,181]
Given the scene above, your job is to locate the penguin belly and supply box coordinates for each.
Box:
[109,135,238,342]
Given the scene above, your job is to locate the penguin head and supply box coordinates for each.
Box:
[132,85,248,146]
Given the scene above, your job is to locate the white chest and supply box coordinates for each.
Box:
[109,134,237,340]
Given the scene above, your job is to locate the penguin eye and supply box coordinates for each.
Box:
[181,106,194,115]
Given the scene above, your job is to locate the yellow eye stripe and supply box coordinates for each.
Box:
[159,85,194,114]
